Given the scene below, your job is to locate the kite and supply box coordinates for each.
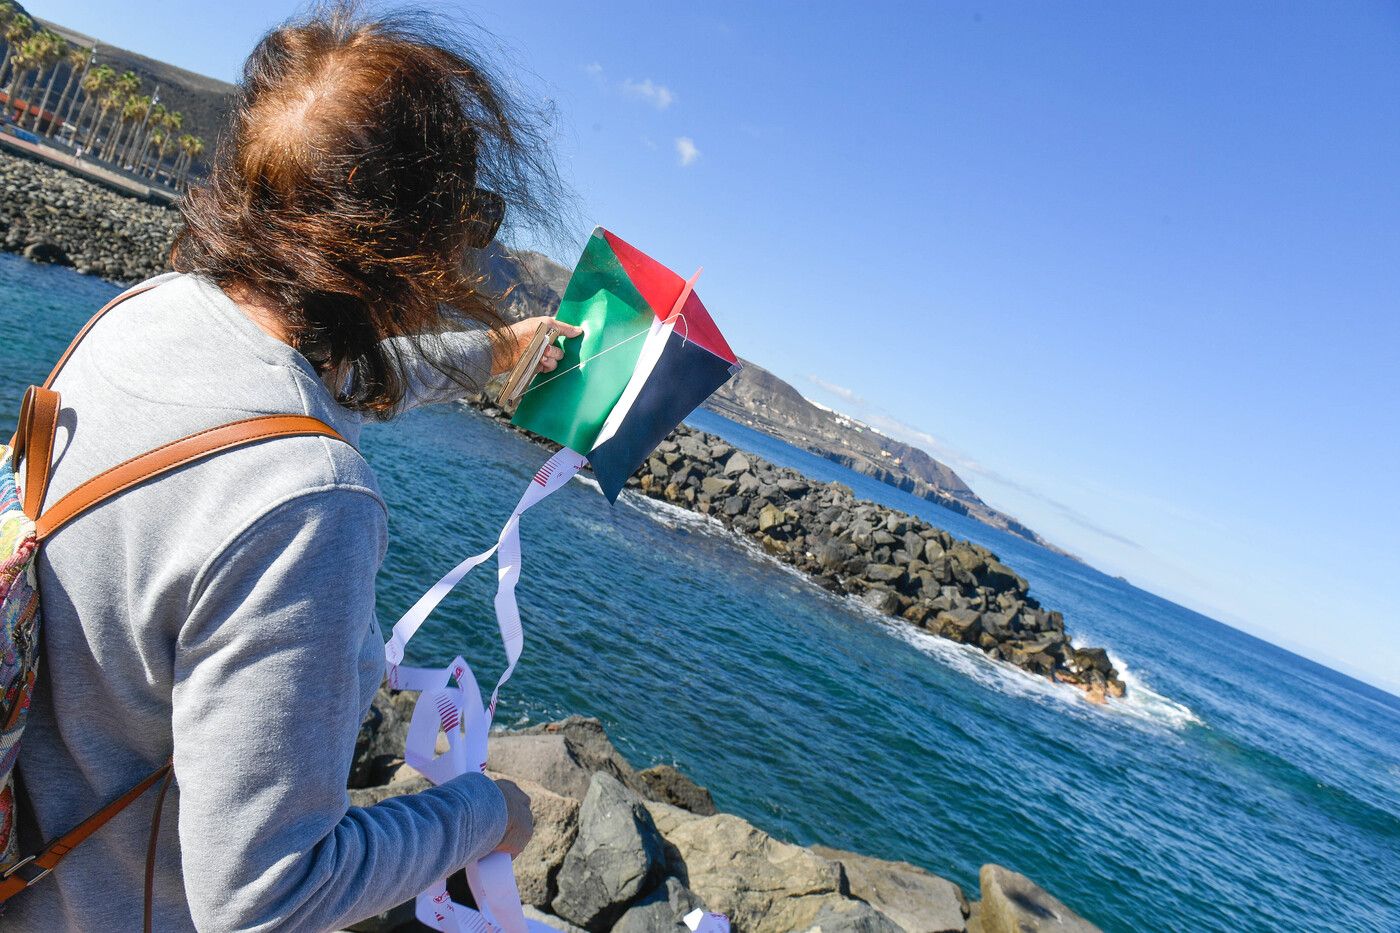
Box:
[383,229,738,933]
[511,228,740,501]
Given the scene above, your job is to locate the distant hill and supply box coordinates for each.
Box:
[30,14,235,173]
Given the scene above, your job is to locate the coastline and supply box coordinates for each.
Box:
[347,693,1102,933]
[469,396,1128,705]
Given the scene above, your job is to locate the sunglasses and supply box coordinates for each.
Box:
[465,187,505,249]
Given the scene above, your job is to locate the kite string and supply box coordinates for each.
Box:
[519,313,689,398]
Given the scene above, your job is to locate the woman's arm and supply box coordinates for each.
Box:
[376,317,581,415]
[173,486,507,931]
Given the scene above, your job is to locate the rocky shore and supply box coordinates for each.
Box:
[0,149,177,282]
[470,399,1127,705]
[347,691,1101,933]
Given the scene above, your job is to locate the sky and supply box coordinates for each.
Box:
[33,0,1400,693]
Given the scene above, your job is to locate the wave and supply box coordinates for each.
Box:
[615,487,1203,732]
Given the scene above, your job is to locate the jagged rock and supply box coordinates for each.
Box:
[637,765,717,815]
[484,772,580,908]
[22,240,69,265]
[498,716,645,800]
[488,733,596,800]
[612,877,705,933]
[799,900,903,933]
[976,864,1100,933]
[552,774,667,930]
[643,800,872,933]
[722,452,752,476]
[524,905,588,932]
[813,845,968,933]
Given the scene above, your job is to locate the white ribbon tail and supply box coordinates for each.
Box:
[385,448,587,933]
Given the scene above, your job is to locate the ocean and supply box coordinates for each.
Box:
[2,253,1397,932]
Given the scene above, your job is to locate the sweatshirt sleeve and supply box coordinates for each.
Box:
[172,486,508,932]
[381,329,499,414]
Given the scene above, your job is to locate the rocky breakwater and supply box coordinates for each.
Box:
[471,401,1126,704]
[0,149,178,282]
[345,691,1102,933]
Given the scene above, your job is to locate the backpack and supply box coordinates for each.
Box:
[0,281,343,919]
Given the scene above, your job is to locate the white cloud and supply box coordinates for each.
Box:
[622,77,676,110]
[584,62,604,78]
[675,137,701,167]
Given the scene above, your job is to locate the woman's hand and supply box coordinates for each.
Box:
[494,316,583,376]
[493,778,534,858]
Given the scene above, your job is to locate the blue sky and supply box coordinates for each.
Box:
[36,1,1400,692]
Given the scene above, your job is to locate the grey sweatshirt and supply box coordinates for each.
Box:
[9,272,508,932]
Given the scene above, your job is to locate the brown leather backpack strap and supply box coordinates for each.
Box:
[35,415,346,541]
[42,279,164,390]
[7,279,167,512]
[143,765,176,933]
[0,760,173,903]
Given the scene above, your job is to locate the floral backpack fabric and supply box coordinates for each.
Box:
[0,282,341,915]
[0,444,38,868]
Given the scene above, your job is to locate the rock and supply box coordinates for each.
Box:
[22,240,69,265]
[637,765,717,815]
[812,845,968,933]
[612,877,705,933]
[484,772,580,908]
[863,563,905,585]
[758,503,784,532]
[524,905,588,932]
[488,733,596,800]
[1071,648,1113,676]
[936,609,982,643]
[701,475,736,498]
[643,800,867,933]
[552,773,667,930]
[860,586,901,614]
[504,716,646,799]
[799,899,903,933]
[722,452,752,477]
[976,864,1100,933]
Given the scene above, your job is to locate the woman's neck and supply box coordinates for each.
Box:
[225,283,349,395]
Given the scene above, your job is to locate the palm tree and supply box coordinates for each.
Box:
[148,108,181,181]
[4,32,43,124]
[0,11,31,95]
[129,99,163,171]
[77,64,114,149]
[26,30,67,132]
[116,94,150,168]
[175,133,204,188]
[99,70,139,161]
[49,43,91,139]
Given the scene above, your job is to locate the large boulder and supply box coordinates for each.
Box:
[484,772,580,908]
[612,877,705,933]
[637,765,717,815]
[514,717,646,792]
[812,845,968,933]
[799,900,904,932]
[975,864,1100,933]
[552,774,667,930]
[488,733,596,801]
[643,800,880,933]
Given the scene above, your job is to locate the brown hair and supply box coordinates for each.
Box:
[173,2,563,416]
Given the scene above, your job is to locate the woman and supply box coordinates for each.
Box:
[11,6,579,930]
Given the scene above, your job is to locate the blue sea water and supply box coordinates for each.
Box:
[1,252,1397,932]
